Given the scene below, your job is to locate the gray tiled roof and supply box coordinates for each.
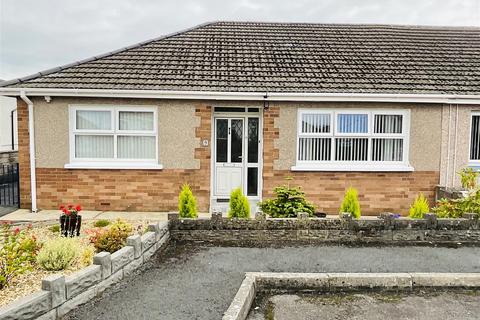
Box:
[2,21,480,94]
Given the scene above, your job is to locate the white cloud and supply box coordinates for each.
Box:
[0,0,479,80]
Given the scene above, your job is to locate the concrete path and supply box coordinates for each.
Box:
[0,209,212,222]
[0,206,17,218]
[65,243,480,320]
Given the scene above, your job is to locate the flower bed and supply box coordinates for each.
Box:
[0,219,150,309]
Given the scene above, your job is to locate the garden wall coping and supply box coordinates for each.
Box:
[140,231,156,252]
[0,230,170,320]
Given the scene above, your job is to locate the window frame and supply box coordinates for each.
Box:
[67,105,161,169]
[294,108,412,172]
[469,111,480,165]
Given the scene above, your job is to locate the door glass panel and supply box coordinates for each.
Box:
[216,119,228,162]
[248,118,259,163]
[247,168,258,196]
[231,119,243,163]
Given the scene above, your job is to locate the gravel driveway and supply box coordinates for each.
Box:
[65,243,480,320]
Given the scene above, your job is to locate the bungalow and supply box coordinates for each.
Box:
[0,21,479,215]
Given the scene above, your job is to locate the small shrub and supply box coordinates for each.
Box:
[178,183,198,218]
[259,185,315,218]
[433,189,480,218]
[0,224,39,288]
[339,187,361,219]
[409,194,430,219]
[37,237,80,271]
[93,219,133,253]
[94,219,111,228]
[459,167,479,190]
[228,188,250,219]
[49,224,60,233]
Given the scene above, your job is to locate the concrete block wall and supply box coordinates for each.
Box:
[0,222,169,320]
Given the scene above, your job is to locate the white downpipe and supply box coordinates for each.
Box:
[20,91,37,213]
[452,104,459,188]
[445,104,452,188]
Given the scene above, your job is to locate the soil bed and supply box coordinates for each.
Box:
[65,241,480,320]
[248,290,480,320]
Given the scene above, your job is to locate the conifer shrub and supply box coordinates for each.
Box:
[409,193,430,219]
[228,187,250,219]
[178,183,198,218]
[339,187,361,219]
[259,185,315,218]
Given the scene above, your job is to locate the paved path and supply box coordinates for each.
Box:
[0,209,212,222]
[0,206,17,218]
[65,243,480,320]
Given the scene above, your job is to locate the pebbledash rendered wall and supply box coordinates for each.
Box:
[17,97,466,214]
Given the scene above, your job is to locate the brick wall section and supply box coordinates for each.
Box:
[262,104,440,216]
[18,102,212,211]
[17,99,32,209]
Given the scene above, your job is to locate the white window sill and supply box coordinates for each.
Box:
[291,164,414,172]
[64,163,164,170]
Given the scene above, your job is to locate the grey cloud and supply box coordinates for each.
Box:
[0,0,479,80]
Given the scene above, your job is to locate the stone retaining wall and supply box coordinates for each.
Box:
[168,212,480,245]
[0,222,169,320]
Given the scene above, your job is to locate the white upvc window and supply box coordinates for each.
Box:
[470,112,480,165]
[66,105,162,169]
[293,109,412,172]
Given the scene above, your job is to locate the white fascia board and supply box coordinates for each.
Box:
[1,87,480,104]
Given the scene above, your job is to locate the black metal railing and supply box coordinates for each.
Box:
[0,163,20,207]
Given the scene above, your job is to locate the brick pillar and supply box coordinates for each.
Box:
[262,106,280,199]
[16,99,32,209]
[194,104,212,211]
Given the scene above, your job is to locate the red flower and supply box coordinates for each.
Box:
[59,205,65,210]
[65,211,71,216]
[14,227,20,235]
[75,204,82,212]
[67,204,73,209]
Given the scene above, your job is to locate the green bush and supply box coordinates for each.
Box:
[259,185,315,218]
[339,187,361,219]
[94,219,111,228]
[459,167,479,190]
[0,224,39,288]
[178,183,198,218]
[409,194,430,219]
[49,224,60,233]
[36,237,80,271]
[93,219,133,253]
[228,188,250,219]
[434,189,480,218]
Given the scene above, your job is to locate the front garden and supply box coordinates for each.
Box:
[0,206,150,308]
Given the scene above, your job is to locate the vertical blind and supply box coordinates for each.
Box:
[471,115,480,160]
[73,108,156,161]
[298,111,406,163]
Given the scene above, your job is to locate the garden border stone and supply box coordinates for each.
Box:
[223,272,480,320]
[0,228,171,320]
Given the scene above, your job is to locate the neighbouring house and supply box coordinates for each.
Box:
[0,21,479,215]
[0,91,18,165]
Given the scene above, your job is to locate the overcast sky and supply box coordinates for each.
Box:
[0,0,479,80]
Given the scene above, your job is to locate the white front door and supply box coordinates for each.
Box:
[214,118,244,196]
[213,115,261,202]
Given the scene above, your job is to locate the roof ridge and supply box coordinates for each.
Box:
[212,20,480,30]
[0,21,219,88]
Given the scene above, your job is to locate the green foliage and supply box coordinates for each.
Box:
[94,219,111,228]
[228,188,250,219]
[339,187,361,219]
[259,185,315,218]
[93,219,133,253]
[49,224,60,233]
[36,237,80,271]
[178,183,198,218]
[408,194,430,219]
[0,224,39,288]
[459,167,479,190]
[434,190,480,218]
